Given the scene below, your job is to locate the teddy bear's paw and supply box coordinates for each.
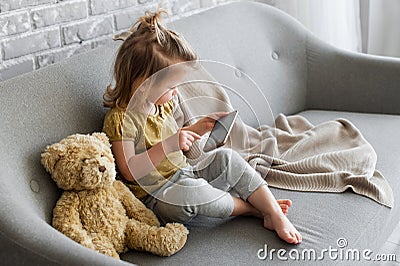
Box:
[126,220,189,257]
[165,223,189,236]
[157,223,189,256]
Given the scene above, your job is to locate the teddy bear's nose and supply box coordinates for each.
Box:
[99,165,106,173]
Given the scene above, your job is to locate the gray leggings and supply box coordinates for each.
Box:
[144,148,267,224]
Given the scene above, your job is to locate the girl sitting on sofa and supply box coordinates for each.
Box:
[102,8,302,245]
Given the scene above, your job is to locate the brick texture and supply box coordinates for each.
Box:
[114,4,158,30]
[90,0,137,15]
[2,28,61,59]
[0,11,30,37]
[36,44,92,68]
[169,0,201,15]
[0,0,233,81]
[31,1,88,29]
[0,0,54,12]
[62,16,113,44]
[0,57,34,80]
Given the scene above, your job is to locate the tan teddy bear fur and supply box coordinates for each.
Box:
[41,132,189,259]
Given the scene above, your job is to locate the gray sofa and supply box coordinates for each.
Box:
[1,2,399,265]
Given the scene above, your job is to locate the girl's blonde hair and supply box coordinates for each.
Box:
[103,7,198,110]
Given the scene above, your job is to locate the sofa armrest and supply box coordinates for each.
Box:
[0,171,133,266]
[305,35,400,115]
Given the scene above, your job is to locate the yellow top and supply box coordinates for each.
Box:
[102,100,189,200]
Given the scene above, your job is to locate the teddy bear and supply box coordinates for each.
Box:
[41,132,189,259]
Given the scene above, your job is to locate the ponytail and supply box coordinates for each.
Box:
[139,9,169,46]
[113,7,170,46]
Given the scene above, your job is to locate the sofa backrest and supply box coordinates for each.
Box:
[169,2,308,126]
[0,2,308,223]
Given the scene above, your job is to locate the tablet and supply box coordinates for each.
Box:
[203,110,238,152]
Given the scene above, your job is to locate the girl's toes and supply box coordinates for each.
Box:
[285,199,293,207]
[292,232,302,244]
[279,204,289,209]
[279,205,289,215]
[297,233,302,243]
[290,232,297,241]
[278,199,292,207]
[280,231,296,244]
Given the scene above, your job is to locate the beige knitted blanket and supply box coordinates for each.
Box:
[173,82,394,208]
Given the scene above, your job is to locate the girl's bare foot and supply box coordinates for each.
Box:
[246,185,301,244]
[263,212,302,244]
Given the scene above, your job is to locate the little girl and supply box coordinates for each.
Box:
[102,8,302,244]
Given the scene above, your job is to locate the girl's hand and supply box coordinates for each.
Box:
[178,129,202,152]
[184,112,229,136]
[165,129,201,152]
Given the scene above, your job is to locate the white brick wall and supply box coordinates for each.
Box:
[0,0,233,81]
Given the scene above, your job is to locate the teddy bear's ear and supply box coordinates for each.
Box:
[92,132,111,147]
[41,143,66,174]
